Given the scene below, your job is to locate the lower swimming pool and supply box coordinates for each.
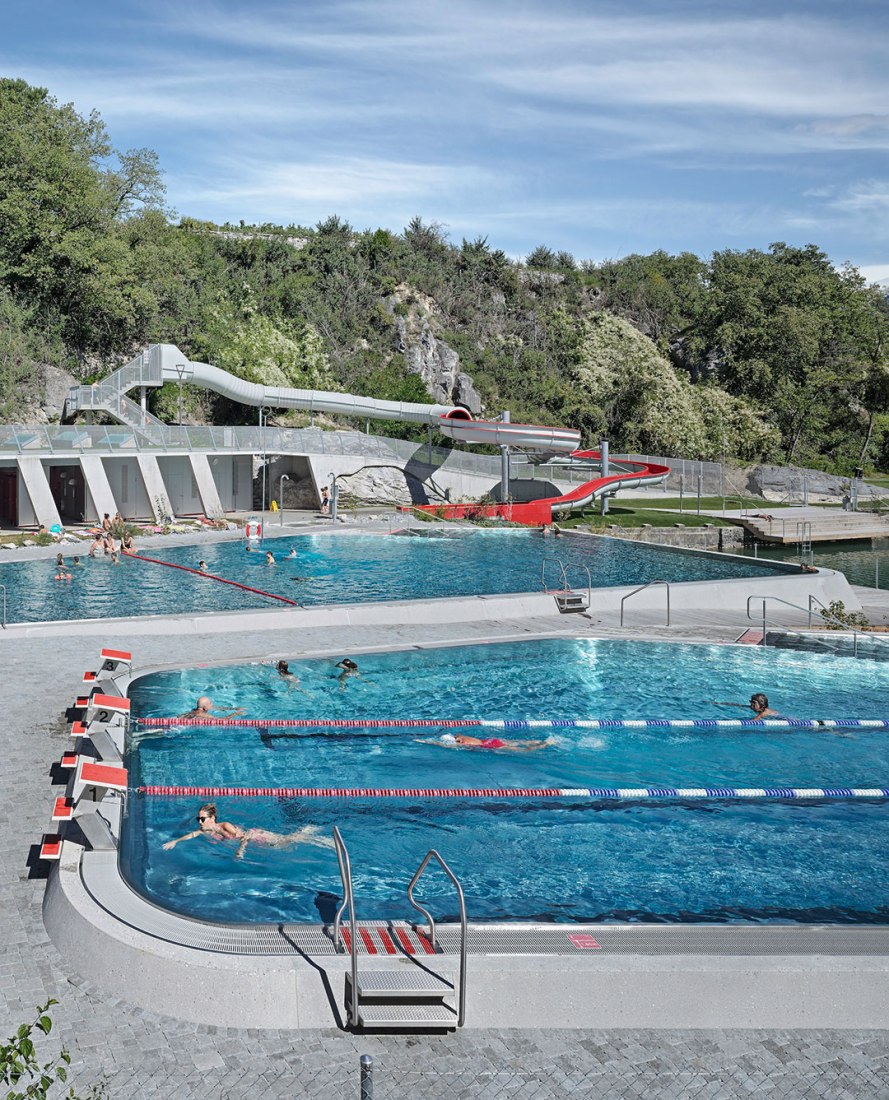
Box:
[123,638,889,926]
[1,529,790,623]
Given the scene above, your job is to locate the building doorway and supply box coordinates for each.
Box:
[49,465,86,523]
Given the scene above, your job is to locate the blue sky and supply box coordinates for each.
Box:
[4,0,889,281]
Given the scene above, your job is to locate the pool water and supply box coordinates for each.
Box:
[0,530,789,623]
[123,638,889,925]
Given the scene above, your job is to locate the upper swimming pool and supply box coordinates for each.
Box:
[123,637,889,926]
[0,530,790,623]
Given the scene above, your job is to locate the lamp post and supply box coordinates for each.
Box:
[258,406,268,544]
[279,473,290,526]
[175,364,187,427]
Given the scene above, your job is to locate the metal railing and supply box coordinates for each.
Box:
[331,826,360,1026]
[620,579,671,626]
[0,584,6,629]
[407,849,467,1027]
[746,593,889,657]
[541,556,592,606]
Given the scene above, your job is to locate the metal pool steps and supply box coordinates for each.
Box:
[542,557,592,614]
[333,829,467,1031]
[345,969,458,1030]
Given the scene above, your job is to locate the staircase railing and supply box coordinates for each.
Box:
[331,826,360,1026]
[620,579,671,626]
[407,850,467,1027]
[746,593,889,657]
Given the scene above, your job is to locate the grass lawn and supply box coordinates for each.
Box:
[556,494,787,530]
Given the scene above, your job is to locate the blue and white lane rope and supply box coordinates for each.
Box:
[138,717,889,730]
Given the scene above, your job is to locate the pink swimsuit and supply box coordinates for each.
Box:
[480,738,506,749]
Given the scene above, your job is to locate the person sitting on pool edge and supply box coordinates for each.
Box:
[162,803,333,859]
[177,695,246,720]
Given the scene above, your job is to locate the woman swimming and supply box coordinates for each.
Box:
[423,733,556,751]
[162,803,333,859]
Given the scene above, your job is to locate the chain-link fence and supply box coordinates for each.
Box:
[224,1055,889,1099]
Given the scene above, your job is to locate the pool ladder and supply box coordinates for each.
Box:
[541,557,592,613]
[332,827,467,1031]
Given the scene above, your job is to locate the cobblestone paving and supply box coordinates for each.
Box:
[2,625,888,1098]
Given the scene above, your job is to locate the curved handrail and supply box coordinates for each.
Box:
[407,849,468,1027]
[620,579,671,626]
[541,555,568,592]
[331,827,359,1026]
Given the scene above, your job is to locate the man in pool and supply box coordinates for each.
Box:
[177,696,246,720]
[335,658,360,690]
[162,803,333,859]
[711,693,782,719]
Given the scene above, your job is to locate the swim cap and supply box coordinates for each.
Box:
[439,733,457,744]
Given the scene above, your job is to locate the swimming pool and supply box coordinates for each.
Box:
[123,638,889,926]
[0,530,790,624]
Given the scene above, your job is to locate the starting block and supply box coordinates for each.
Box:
[97,648,132,675]
[59,752,78,769]
[72,758,128,804]
[51,796,74,822]
[40,834,63,861]
[84,693,130,725]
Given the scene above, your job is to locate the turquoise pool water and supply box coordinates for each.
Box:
[123,638,889,925]
[0,530,789,623]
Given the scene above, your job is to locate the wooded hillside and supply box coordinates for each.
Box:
[2,78,888,474]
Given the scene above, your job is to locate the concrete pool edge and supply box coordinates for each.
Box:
[44,846,889,1030]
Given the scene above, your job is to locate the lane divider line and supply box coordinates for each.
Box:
[122,551,299,606]
[136,717,889,730]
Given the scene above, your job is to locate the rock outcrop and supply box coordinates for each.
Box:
[15,362,80,424]
[386,285,483,414]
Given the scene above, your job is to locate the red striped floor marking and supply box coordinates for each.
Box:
[415,931,437,955]
[376,929,397,955]
[359,928,378,954]
[394,928,416,955]
[341,929,352,952]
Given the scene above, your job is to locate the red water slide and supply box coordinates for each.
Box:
[412,450,671,526]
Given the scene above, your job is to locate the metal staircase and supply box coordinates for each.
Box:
[332,828,467,1031]
[65,348,166,428]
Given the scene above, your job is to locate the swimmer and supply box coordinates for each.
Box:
[162,803,334,859]
[276,659,304,693]
[287,548,297,559]
[265,550,275,564]
[710,693,783,719]
[72,556,82,567]
[335,658,360,691]
[55,553,64,568]
[425,732,556,751]
[177,695,246,721]
[198,560,209,572]
[110,551,120,565]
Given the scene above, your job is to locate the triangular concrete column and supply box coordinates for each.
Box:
[17,457,62,529]
[136,455,175,522]
[188,453,224,518]
[79,456,117,524]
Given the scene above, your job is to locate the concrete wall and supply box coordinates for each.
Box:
[102,458,152,521]
[157,456,204,516]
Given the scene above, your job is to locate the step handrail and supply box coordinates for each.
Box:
[746,593,889,656]
[331,826,360,1026]
[406,849,468,1027]
[620,579,671,626]
[541,557,592,604]
[0,584,6,628]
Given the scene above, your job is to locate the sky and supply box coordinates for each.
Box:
[4,0,889,282]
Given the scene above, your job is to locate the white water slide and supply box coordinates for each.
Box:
[71,343,581,452]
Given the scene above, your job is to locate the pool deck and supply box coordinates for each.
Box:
[3,539,889,1095]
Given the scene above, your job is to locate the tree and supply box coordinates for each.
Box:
[0,78,165,354]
